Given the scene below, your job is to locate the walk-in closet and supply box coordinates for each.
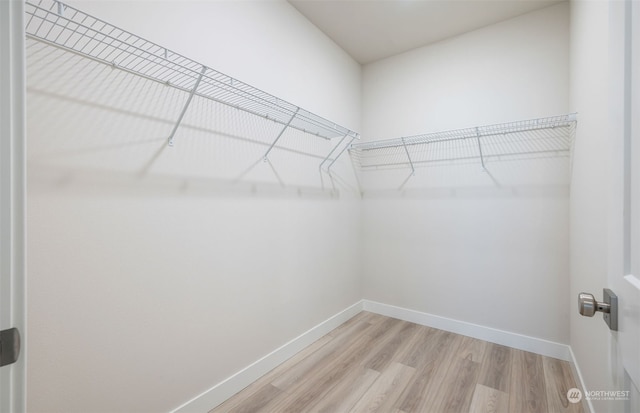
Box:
[1,0,639,412]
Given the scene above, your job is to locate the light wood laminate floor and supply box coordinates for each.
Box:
[211,312,583,413]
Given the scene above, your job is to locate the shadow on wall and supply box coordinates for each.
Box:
[26,38,358,200]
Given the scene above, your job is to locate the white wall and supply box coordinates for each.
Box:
[360,3,571,343]
[26,1,361,412]
[362,3,570,140]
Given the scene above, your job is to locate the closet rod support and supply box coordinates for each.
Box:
[263,108,300,161]
[168,65,207,147]
[327,135,357,171]
[475,127,486,171]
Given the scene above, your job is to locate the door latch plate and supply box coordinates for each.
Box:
[603,288,618,331]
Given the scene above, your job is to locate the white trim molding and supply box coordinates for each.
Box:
[171,301,364,413]
[567,346,595,413]
[362,300,571,361]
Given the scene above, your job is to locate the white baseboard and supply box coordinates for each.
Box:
[362,299,571,361]
[567,346,595,413]
[171,300,364,413]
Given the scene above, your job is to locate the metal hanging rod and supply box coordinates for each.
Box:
[24,0,357,142]
[349,114,577,172]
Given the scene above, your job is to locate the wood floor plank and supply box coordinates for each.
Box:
[361,311,387,325]
[397,325,438,369]
[392,323,435,365]
[308,368,380,413]
[328,311,371,338]
[469,384,509,413]
[509,349,549,413]
[212,315,372,413]
[366,316,402,340]
[242,332,375,413]
[270,319,371,390]
[478,343,512,393]
[364,321,418,372]
[264,318,407,412]
[396,329,462,412]
[225,384,283,413]
[209,334,335,413]
[458,335,488,363]
[429,340,481,413]
[305,322,422,412]
[348,362,416,413]
[543,357,583,413]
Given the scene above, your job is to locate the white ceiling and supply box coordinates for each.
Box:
[288,0,563,64]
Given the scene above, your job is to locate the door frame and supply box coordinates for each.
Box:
[0,0,27,412]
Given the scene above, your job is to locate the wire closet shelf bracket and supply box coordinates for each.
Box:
[24,0,359,172]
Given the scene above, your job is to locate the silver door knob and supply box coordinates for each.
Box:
[577,289,618,331]
[578,292,610,316]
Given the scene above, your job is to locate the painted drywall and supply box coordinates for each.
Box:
[26,1,361,412]
[360,3,571,343]
[361,3,570,140]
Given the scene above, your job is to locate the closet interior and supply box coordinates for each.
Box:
[22,0,590,412]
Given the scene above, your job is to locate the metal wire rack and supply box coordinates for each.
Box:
[24,0,359,167]
[349,114,577,174]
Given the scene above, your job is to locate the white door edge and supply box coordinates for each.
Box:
[0,0,27,412]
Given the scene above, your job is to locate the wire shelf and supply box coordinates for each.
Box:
[349,114,577,171]
[24,0,358,145]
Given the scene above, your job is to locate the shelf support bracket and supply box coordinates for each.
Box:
[319,133,349,172]
[398,137,416,191]
[168,65,207,147]
[327,135,357,171]
[475,127,486,171]
[401,137,415,176]
[263,108,300,161]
